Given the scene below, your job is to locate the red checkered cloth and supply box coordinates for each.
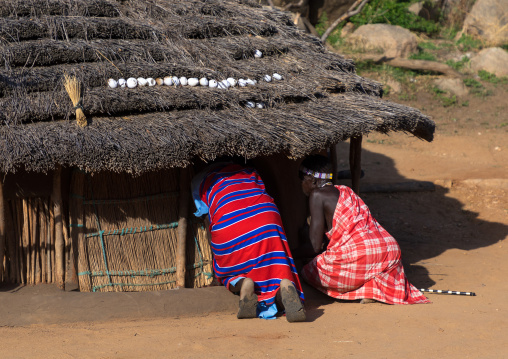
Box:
[301,185,430,304]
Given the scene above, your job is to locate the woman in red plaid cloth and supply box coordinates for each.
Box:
[294,154,430,304]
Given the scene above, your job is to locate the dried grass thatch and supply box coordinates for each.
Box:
[0,0,434,175]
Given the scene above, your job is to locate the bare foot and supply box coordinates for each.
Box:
[239,278,254,299]
[360,298,376,304]
[279,279,306,323]
[237,278,258,319]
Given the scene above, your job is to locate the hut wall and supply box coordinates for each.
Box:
[0,168,213,290]
[69,168,213,292]
[0,170,69,285]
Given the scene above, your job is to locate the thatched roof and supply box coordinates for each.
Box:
[0,0,434,174]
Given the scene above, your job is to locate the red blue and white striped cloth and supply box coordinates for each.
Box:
[302,185,430,305]
[196,163,304,310]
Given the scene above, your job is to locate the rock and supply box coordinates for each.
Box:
[408,2,424,15]
[470,47,508,77]
[434,78,469,97]
[408,0,441,21]
[462,0,508,46]
[385,79,402,94]
[341,22,355,37]
[346,24,419,58]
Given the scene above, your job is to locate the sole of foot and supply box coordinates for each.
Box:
[237,278,258,319]
[360,298,376,304]
[280,279,306,323]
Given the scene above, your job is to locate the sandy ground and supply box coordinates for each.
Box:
[1,81,507,358]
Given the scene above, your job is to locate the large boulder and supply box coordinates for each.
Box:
[434,78,469,97]
[346,24,419,58]
[462,0,508,46]
[470,47,508,77]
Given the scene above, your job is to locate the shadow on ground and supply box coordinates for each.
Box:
[345,145,508,289]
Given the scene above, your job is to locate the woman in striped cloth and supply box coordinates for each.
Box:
[294,154,430,305]
[191,162,306,322]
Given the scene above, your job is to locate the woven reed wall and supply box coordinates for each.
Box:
[0,197,69,284]
[69,168,213,292]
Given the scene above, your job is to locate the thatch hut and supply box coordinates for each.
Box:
[0,0,434,292]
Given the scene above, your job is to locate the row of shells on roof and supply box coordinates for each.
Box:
[107,73,283,89]
[245,101,266,109]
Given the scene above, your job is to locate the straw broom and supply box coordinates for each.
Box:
[63,74,87,127]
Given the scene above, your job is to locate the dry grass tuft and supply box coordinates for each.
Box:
[63,74,87,127]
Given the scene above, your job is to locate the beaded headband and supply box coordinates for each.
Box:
[299,166,333,180]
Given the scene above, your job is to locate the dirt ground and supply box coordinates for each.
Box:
[1,70,508,358]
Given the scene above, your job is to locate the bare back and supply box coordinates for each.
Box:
[307,185,340,253]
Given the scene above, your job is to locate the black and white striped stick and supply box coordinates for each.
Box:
[420,289,476,296]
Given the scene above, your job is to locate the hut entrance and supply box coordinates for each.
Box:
[69,168,213,292]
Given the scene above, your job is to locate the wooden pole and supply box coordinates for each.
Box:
[69,170,85,288]
[20,199,28,284]
[6,200,18,283]
[176,166,190,288]
[330,144,341,186]
[34,199,41,284]
[0,177,6,283]
[46,204,52,283]
[40,199,47,283]
[26,199,32,283]
[53,165,65,290]
[349,135,363,195]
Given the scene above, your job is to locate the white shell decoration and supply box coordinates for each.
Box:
[137,77,148,87]
[245,101,255,108]
[107,78,118,88]
[126,77,137,88]
[164,76,173,86]
[110,72,280,90]
[256,102,265,109]
[188,78,199,87]
[254,50,263,58]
